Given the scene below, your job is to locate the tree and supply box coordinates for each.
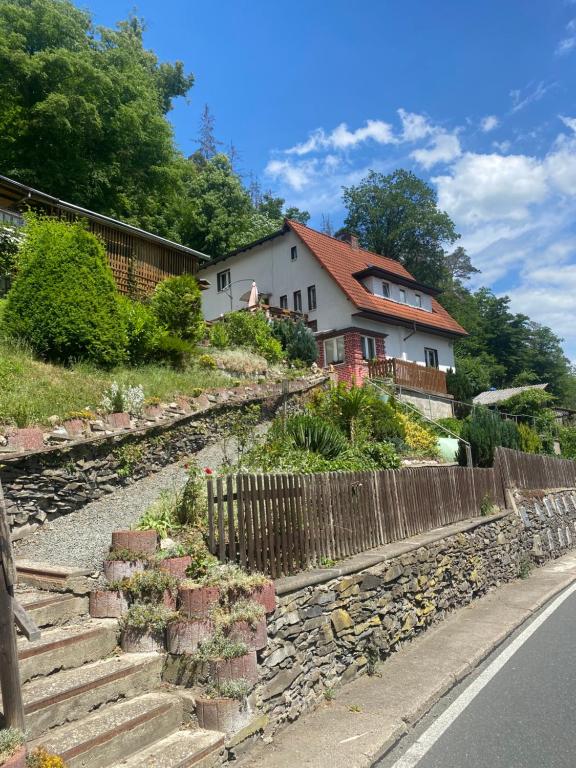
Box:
[3,215,126,366]
[197,104,220,160]
[458,408,520,467]
[342,169,459,285]
[0,0,193,237]
[151,274,204,342]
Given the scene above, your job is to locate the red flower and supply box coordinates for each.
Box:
[204,467,213,475]
[184,463,189,469]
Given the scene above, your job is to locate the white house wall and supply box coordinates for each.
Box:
[200,230,354,332]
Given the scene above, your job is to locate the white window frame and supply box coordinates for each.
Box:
[424,347,439,368]
[324,336,345,365]
[217,269,231,293]
[361,336,377,361]
[381,282,390,298]
[290,245,298,261]
[414,293,422,307]
[399,288,407,303]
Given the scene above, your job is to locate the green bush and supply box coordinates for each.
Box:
[458,408,520,467]
[3,215,126,367]
[151,334,194,369]
[209,322,229,348]
[434,417,463,437]
[282,414,348,458]
[220,310,283,362]
[559,426,576,459]
[271,318,317,364]
[117,295,162,365]
[517,422,541,454]
[151,274,204,342]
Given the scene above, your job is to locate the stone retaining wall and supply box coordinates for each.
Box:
[254,489,576,735]
[2,376,325,539]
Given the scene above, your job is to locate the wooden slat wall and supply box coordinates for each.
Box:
[368,358,448,395]
[207,463,510,577]
[494,447,576,491]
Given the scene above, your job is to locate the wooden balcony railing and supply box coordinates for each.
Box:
[368,357,448,396]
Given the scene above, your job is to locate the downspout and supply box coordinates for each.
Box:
[401,322,417,361]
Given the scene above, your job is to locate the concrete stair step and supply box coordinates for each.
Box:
[21,653,164,739]
[16,590,88,630]
[29,692,183,768]
[110,729,225,768]
[17,620,118,682]
[16,559,95,594]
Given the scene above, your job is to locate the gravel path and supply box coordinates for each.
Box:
[13,426,269,571]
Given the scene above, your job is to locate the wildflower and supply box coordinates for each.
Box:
[205,467,213,475]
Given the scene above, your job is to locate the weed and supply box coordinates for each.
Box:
[323,688,335,702]
[105,548,150,563]
[518,555,532,580]
[0,728,25,762]
[319,557,336,568]
[194,632,249,661]
[114,443,145,478]
[211,598,265,629]
[366,646,380,676]
[119,603,177,632]
[480,494,499,517]
[349,704,363,713]
[122,570,178,602]
[205,678,251,702]
[137,491,179,537]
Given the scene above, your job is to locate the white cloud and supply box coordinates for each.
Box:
[493,140,511,153]
[560,115,576,133]
[480,115,499,132]
[411,133,462,169]
[556,18,576,54]
[510,81,554,113]
[265,159,319,191]
[398,109,434,141]
[284,119,395,155]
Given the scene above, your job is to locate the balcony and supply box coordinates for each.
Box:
[368,357,448,396]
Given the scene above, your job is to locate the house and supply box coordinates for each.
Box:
[0,174,210,297]
[200,220,467,404]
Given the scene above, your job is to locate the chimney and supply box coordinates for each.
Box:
[338,231,359,249]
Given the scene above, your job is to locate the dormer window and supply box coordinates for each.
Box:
[414,293,422,307]
[399,288,407,303]
[382,282,390,298]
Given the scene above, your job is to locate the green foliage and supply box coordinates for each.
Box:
[434,417,463,437]
[559,427,576,459]
[212,597,265,629]
[105,548,150,563]
[114,443,145,477]
[137,491,178,537]
[517,422,542,454]
[120,603,177,632]
[4,216,126,366]
[0,727,25,762]
[151,334,194,370]
[220,403,262,468]
[0,223,23,282]
[282,414,348,458]
[194,632,249,661]
[198,353,217,369]
[271,318,317,364]
[117,295,162,365]
[175,461,207,528]
[205,678,252,701]
[342,169,460,286]
[499,388,555,418]
[209,322,230,348]
[151,274,204,342]
[122,569,178,602]
[458,408,520,467]
[219,311,282,362]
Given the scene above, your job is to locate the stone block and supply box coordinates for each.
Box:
[331,608,354,634]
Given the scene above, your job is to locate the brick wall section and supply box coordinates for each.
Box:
[253,489,576,735]
[317,327,386,384]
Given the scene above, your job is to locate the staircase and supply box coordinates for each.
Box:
[7,580,225,768]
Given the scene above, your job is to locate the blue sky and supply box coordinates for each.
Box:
[88,0,576,356]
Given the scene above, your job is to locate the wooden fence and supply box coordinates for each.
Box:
[495,447,576,491]
[207,464,505,578]
[368,357,448,396]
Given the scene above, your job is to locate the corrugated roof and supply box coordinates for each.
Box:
[286,220,467,337]
[472,383,549,406]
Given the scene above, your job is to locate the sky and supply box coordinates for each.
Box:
[87,0,576,356]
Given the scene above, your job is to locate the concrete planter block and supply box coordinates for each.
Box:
[226,618,268,651]
[161,589,178,611]
[209,650,258,685]
[63,418,87,437]
[111,529,158,554]
[246,581,276,614]
[166,619,214,654]
[195,697,251,734]
[106,412,131,430]
[144,405,163,419]
[158,555,192,580]
[89,589,128,618]
[8,428,44,452]
[3,747,27,768]
[103,559,146,582]
[121,627,165,653]
[178,585,220,618]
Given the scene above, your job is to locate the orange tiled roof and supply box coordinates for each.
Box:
[287,220,467,337]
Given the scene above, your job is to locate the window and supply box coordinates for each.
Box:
[279,295,288,309]
[399,288,407,303]
[217,269,230,293]
[324,336,345,365]
[361,336,377,361]
[307,320,318,332]
[382,282,390,298]
[414,294,422,307]
[307,284,317,311]
[293,290,302,312]
[425,347,439,368]
[291,245,298,261]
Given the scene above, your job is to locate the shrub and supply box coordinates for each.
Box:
[205,678,252,701]
[559,426,576,459]
[219,311,282,362]
[3,215,126,366]
[119,603,177,632]
[26,746,67,768]
[282,414,348,458]
[122,570,178,603]
[434,417,463,437]
[458,408,520,467]
[397,413,438,456]
[211,348,267,376]
[198,353,217,369]
[209,322,230,348]
[117,295,162,365]
[151,274,204,342]
[195,632,249,661]
[0,728,24,763]
[272,318,317,364]
[151,334,194,369]
[137,491,179,537]
[517,422,542,454]
[101,382,144,416]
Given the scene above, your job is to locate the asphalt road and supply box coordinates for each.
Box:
[379,586,576,768]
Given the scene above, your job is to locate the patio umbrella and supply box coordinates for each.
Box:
[248,281,259,308]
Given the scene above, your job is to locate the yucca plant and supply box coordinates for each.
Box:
[283,414,348,458]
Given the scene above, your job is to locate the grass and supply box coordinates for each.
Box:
[0,338,233,427]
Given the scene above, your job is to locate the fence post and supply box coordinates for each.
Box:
[0,480,26,731]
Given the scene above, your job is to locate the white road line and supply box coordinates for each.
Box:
[390,580,576,768]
